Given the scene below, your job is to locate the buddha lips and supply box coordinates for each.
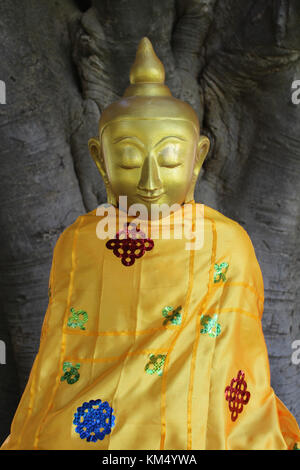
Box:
[106,222,154,266]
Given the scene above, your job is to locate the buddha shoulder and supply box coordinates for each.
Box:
[203,204,258,256]
[203,204,264,297]
[52,215,87,254]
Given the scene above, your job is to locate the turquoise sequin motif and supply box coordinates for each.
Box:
[60,361,81,384]
[214,262,229,283]
[162,306,182,326]
[67,307,88,330]
[200,314,221,338]
[145,354,166,376]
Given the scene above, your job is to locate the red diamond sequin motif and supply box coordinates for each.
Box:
[106,222,154,266]
[225,370,250,422]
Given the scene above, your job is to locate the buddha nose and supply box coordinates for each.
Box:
[138,154,163,193]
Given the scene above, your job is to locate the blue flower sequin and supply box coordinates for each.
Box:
[73,399,115,442]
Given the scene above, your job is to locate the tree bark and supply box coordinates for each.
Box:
[0,0,299,443]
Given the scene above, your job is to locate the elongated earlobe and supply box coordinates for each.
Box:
[184,135,210,203]
[197,135,210,168]
[88,137,118,206]
[88,138,103,175]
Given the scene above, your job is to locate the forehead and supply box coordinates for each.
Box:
[102,119,198,144]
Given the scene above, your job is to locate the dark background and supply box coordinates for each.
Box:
[0,0,299,445]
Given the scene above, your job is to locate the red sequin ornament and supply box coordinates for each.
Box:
[106,222,154,266]
[225,370,250,422]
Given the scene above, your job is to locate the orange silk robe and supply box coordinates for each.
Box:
[2,202,300,450]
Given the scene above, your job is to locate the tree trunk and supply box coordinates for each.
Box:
[0,0,299,443]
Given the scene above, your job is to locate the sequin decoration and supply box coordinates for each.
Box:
[225,370,250,422]
[293,443,300,450]
[106,222,154,266]
[162,306,182,326]
[60,361,81,385]
[214,262,229,283]
[73,399,115,442]
[200,314,221,337]
[67,307,88,330]
[145,354,166,376]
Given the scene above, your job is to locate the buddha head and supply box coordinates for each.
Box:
[88,37,210,213]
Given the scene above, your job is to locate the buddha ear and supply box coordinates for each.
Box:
[196,135,210,172]
[88,137,106,180]
[88,137,118,206]
[184,135,210,204]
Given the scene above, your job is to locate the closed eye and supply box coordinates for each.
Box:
[119,162,142,169]
[160,161,183,168]
[157,143,184,168]
[118,145,143,169]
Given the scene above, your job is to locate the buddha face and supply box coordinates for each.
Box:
[91,118,209,213]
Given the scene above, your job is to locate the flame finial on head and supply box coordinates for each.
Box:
[97,37,200,136]
[124,37,172,97]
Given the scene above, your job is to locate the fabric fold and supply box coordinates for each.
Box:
[2,202,299,450]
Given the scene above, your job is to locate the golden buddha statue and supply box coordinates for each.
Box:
[1,38,300,451]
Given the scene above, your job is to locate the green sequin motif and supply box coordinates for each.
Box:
[145,354,166,376]
[200,314,221,338]
[293,443,300,450]
[67,307,88,330]
[214,262,229,283]
[60,361,81,384]
[162,306,182,326]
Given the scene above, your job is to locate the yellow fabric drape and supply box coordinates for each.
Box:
[2,202,300,450]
